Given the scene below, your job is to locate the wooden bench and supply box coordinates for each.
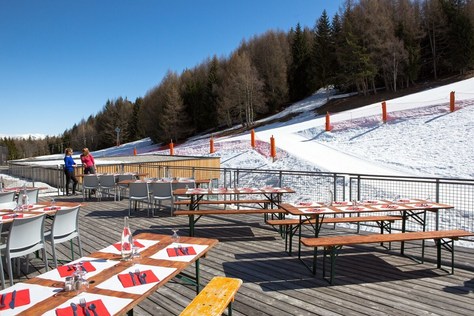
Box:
[266,215,403,254]
[180,276,243,316]
[174,199,271,209]
[300,229,474,285]
[174,208,287,236]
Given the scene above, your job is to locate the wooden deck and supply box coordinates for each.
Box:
[11,195,474,315]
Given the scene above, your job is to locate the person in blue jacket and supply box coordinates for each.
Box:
[64,147,78,195]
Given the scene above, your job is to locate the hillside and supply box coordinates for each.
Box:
[319,73,474,114]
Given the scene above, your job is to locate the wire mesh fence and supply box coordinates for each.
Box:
[7,163,474,245]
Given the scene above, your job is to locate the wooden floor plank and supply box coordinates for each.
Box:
[6,196,474,315]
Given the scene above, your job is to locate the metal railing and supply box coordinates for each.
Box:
[7,162,474,244]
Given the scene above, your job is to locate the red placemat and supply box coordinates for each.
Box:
[112,240,145,251]
[0,289,30,311]
[166,246,197,257]
[2,213,24,220]
[347,206,364,211]
[57,261,96,277]
[55,299,110,316]
[415,203,431,208]
[381,204,399,209]
[117,269,159,288]
[44,206,62,211]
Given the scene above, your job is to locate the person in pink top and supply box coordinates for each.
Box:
[80,148,96,174]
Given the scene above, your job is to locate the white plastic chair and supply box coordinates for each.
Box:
[0,201,17,210]
[128,182,151,217]
[82,175,100,201]
[0,222,4,289]
[44,206,83,268]
[150,182,174,216]
[117,174,134,200]
[0,191,16,203]
[1,214,49,286]
[172,179,196,209]
[99,174,118,201]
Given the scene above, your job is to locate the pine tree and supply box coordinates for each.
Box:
[312,10,336,92]
[288,23,313,101]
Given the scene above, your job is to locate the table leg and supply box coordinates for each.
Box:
[189,214,195,237]
[401,210,406,255]
[195,259,201,293]
[297,215,302,259]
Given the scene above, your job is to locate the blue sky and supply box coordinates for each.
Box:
[0,0,343,138]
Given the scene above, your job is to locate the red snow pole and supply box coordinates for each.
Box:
[251,129,256,148]
[450,91,455,112]
[270,135,276,161]
[325,112,331,131]
[382,101,387,123]
[133,147,137,156]
[210,136,215,154]
[169,140,174,156]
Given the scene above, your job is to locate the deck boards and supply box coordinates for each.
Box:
[7,195,474,315]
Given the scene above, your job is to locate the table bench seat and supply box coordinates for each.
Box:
[180,276,243,316]
[266,214,403,226]
[301,229,474,285]
[267,215,403,254]
[175,199,270,207]
[175,208,286,216]
[174,208,287,236]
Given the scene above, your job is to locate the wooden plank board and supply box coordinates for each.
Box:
[8,196,473,316]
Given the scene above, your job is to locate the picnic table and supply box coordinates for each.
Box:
[279,199,454,258]
[0,232,218,315]
[173,186,295,236]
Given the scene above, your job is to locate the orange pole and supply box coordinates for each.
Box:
[210,136,215,154]
[169,140,174,156]
[270,135,276,160]
[382,101,387,123]
[450,91,455,112]
[251,129,256,148]
[325,112,331,131]
[133,147,137,156]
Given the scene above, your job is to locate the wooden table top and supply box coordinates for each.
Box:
[3,232,218,315]
[76,173,148,178]
[0,201,83,223]
[2,186,49,192]
[281,199,454,216]
[173,186,296,196]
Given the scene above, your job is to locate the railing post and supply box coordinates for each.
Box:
[435,179,440,203]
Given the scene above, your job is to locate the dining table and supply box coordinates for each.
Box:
[281,198,454,258]
[173,186,296,211]
[0,232,218,315]
[0,201,83,224]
